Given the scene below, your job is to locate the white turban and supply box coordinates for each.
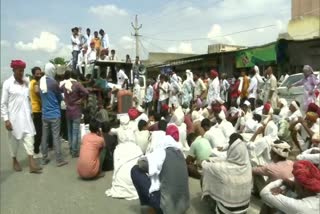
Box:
[120,114,130,126]
[278,98,288,107]
[218,110,226,120]
[271,141,291,158]
[40,62,56,93]
[291,101,299,111]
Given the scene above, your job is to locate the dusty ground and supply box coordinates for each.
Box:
[0,123,261,214]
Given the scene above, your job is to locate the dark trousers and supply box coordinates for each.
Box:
[131,165,162,213]
[60,109,68,140]
[72,50,80,72]
[33,112,42,154]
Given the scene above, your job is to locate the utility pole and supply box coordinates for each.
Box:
[131,15,142,58]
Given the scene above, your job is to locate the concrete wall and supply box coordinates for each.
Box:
[288,16,320,39]
[292,0,320,19]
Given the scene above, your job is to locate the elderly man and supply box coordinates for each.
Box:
[207,69,220,106]
[40,62,68,167]
[131,125,190,214]
[289,65,320,111]
[264,66,278,108]
[260,160,320,214]
[1,60,41,173]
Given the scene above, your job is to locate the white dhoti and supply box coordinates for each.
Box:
[8,133,34,157]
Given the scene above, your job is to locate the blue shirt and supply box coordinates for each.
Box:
[145,85,153,103]
[40,77,62,119]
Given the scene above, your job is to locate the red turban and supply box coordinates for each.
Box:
[293,160,320,193]
[315,89,319,98]
[210,69,218,78]
[128,108,139,120]
[10,60,26,69]
[307,103,320,117]
[263,103,272,113]
[166,125,179,142]
[161,104,169,112]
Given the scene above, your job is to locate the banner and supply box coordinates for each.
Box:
[236,43,276,68]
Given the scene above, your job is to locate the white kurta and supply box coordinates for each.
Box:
[264,74,278,108]
[1,76,36,140]
[133,84,142,106]
[207,77,220,105]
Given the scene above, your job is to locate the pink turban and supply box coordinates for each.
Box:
[293,160,320,193]
[210,69,218,78]
[128,108,139,120]
[10,60,26,69]
[166,125,179,142]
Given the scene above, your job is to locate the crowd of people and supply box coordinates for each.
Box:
[1,58,320,214]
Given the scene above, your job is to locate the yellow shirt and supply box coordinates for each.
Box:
[92,38,101,50]
[29,79,41,112]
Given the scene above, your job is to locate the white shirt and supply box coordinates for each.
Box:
[260,179,320,214]
[288,110,302,124]
[133,84,141,104]
[101,34,110,49]
[159,81,169,101]
[248,76,258,99]
[86,49,97,63]
[108,54,119,61]
[117,69,128,87]
[216,119,234,140]
[85,34,93,47]
[135,130,150,154]
[207,77,220,104]
[253,106,263,116]
[71,35,81,51]
[1,76,36,139]
[77,53,87,66]
[194,78,206,98]
[204,127,227,148]
[279,106,290,119]
[297,147,320,164]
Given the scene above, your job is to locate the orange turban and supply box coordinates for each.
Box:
[292,160,320,193]
[306,112,318,123]
[10,60,26,69]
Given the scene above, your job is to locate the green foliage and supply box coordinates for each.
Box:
[50,57,67,65]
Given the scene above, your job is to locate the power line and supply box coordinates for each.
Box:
[142,24,276,42]
[141,38,168,52]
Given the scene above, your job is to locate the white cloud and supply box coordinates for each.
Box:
[1,40,10,47]
[207,24,222,39]
[89,5,128,17]
[168,42,193,53]
[15,32,60,52]
[119,36,134,50]
[55,44,72,59]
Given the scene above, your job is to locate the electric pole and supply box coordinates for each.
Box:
[131,15,142,58]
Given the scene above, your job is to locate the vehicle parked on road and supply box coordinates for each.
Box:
[277,72,319,111]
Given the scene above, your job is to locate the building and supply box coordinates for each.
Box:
[143,52,197,67]
[288,0,320,39]
[208,43,246,54]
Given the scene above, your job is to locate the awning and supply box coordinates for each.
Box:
[235,43,276,68]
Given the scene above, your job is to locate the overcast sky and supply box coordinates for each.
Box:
[0,0,291,80]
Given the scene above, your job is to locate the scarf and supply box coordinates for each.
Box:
[64,78,77,94]
[40,63,55,93]
[271,141,291,158]
[202,139,252,207]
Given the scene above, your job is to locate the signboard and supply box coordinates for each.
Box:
[236,43,276,68]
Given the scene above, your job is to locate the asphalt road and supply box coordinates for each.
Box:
[0,123,261,214]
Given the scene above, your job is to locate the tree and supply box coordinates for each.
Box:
[50,57,67,65]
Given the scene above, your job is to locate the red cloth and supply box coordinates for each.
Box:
[210,69,218,78]
[292,160,320,193]
[230,79,240,99]
[307,103,320,117]
[263,103,272,114]
[128,108,139,120]
[10,60,26,69]
[161,104,169,112]
[166,125,179,142]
